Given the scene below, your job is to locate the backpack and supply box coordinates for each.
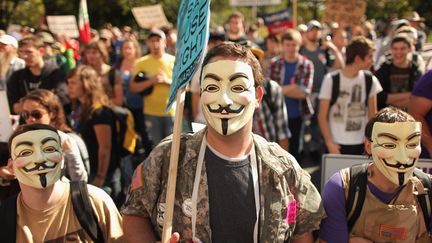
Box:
[345,163,432,234]
[330,71,373,107]
[0,181,104,243]
[111,105,139,157]
[67,132,91,174]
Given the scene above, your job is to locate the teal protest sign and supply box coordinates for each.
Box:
[166,0,211,111]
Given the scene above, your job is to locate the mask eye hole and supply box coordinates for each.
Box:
[406,143,419,149]
[204,84,219,93]
[231,85,246,93]
[43,146,58,153]
[380,143,396,149]
[18,149,33,157]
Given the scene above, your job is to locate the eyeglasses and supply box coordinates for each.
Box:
[21,110,45,120]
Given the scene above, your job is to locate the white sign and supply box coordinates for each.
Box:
[46,15,79,38]
[321,154,432,191]
[132,4,170,29]
[0,91,13,142]
[229,0,281,6]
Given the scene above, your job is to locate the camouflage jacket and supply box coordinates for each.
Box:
[122,129,325,242]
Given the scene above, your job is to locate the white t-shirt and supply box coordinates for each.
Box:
[319,70,383,145]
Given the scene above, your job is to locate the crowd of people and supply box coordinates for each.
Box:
[0,8,431,242]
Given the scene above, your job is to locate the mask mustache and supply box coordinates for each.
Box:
[22,162,57,173]
[207,105,244,114]
[383,159,416,169]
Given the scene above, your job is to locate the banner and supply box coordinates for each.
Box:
[132,4,170,29]
[262,9,293,36]
[47,15,79,38]
[166,0,211,111]
[229,0,281,6]
[321,154,432,191]
[0,91,13,142]
[323,0,367,26]
[78,0,91,44]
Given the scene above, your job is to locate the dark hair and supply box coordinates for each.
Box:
[345,36,375,65]
[8,124,59,152]
[201,42,265,87]
[20,89,72,132]
[364,106,416,141]
[391,34,413,47]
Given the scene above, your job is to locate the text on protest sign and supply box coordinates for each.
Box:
[262,9,293,35]
[323,0,367,26]
[132,4,170,29]
[229,0,281,6]
[166,0,210,111]
[47,15,79,38]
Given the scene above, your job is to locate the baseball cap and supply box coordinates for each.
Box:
[148,29,166,39]
[0,34,18,48]
[36,32,55,44]
[306,20,322,31]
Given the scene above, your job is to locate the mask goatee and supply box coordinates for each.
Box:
[40,173,47,188]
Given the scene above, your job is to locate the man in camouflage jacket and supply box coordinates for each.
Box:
[122,42,325,243]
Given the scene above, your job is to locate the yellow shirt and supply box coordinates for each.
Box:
[16,182,124,242]
[133,53,176,117]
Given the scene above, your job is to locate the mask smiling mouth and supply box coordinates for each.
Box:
[22,161,57,175]
[383,159,416,170]
[207,105,245,117]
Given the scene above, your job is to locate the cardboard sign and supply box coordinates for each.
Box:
[229,0,281,6]
[262,9,293,35]
[46,15,79,38]
[166,0,211,111]
[323,0,367,26]
[132,4,170,29]
[321,154,432,191]
[0,91,13,142]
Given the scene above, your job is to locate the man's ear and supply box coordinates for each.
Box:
[255,86,264,108]
[364,139,372,156]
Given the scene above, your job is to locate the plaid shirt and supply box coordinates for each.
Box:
[253,80,291,143]
[268,55,314,117]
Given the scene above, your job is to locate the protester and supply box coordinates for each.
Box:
[409,70,432,158]
[122,42,324,242]
[67,65,122,206]
[7,35,68,114]
[82,40,123,106]
[268,29,314,161]
[318,36,382,155]
[20,89,88,182]
[128,29,175,144]
[225,11,248,43]
[0,124,123,242]
[375,34,423,110]
[0,34,25,90]
[319,107,430,242]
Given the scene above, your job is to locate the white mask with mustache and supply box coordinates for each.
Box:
[200,60,257,136]
[11,129,64,189]
[371,122,422,186]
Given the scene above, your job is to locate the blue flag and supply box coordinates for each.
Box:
[166,0,211,111]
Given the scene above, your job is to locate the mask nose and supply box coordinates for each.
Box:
[217,91,233,107]
[33,148,46,163]
[395,147,410,164]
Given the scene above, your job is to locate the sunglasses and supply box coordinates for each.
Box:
[21,110,45,120]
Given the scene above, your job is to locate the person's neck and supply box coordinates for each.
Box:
[20,180,66,211]
[283,53,299,63]
[341,64,361,79]
[151,52,163,59]
[304,41,318,51]
[228,32,244,40]
[29,60,44,75]
[393,58,410,68]
[121,58,136,71]
[205,124,253,158]
[369,164,400,193]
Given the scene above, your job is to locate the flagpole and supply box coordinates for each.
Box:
[161,90,185,243]
[293,0,298,28]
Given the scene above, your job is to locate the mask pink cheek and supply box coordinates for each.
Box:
[374,148,393,159]
[46,153,62,163]
[408,147,422,158]
[14,158,28,168]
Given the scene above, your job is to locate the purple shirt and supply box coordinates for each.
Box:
[412,70,432,158]
[318,171,403,242]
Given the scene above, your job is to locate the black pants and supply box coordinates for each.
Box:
[288,117,303,162]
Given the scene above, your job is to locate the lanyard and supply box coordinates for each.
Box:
[191,135,260,243]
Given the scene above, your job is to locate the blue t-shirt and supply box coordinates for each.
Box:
[283,61,301,118]
[121,71,143,109]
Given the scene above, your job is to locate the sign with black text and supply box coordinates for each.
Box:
[132,4,170,29]
[47,15,79,38]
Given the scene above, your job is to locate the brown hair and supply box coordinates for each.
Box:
[120,37,142,59]
[67,65,110,121]
[201,42,265,87]
[345,36,375,65]
[82,40,109,64]
[20,89,72,132]
[18,35,44,49]
[281,29,302,45]
[8,124,59,152]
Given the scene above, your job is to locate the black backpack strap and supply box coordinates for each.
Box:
[346,163,369,232]
[0,194,18,243]
[70,181,104,243]
[108,68,116,89]
[363,71,373,107]
[263,81,276,114]
[330,73,340,107]
[413,169,432,234]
